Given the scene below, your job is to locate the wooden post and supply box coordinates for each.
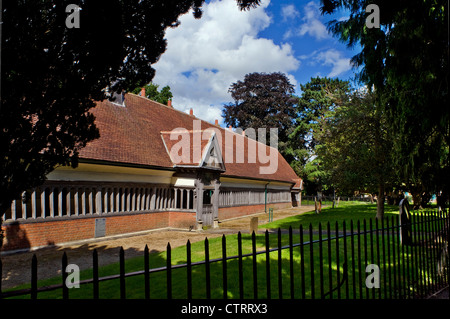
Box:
[11,199,16,220]
[21,191,27,219]
[40,187,46,218]
[49,187,55,218]
[66,188,71,216]
[58,188,63,217]
[131,188,136,211]
[89,188,94,214]
[31,189,37,219]
[110,188,115,212]
[74,188,79,216]
[250,217,258,234]
[95,188,102,214]
[81,189,87,215]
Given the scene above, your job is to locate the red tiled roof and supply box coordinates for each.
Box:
[79,93,301,185]
[160,130,213,166]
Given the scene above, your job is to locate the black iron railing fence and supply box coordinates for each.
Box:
[1,209,448,299]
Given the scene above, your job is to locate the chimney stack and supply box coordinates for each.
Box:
[189,108,193,116]
[215,119,219,126]
[140,87,146,97]
[167,99,172,108]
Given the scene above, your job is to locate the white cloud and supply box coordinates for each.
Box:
[313,49,352,77]
[152,0,299,124]
[281,4,300,22]
[315,50,351,77]
[285,1,329,41]
[297,48,352,78]
[298,1,329,40]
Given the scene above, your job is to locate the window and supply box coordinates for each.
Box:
[110,91,126,106]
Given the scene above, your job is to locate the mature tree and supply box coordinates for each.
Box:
[317,89,397,219]
[222,72,298,159]
[321,0,449,207]
[0,0,261,228]
[286,77,351,193]
[132,83,173,105]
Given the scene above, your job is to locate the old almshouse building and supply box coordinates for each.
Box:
[1,92,302,252]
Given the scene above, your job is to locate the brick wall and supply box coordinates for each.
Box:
[218,202,292,220]
[1,202,291,252]
[1,211,196,252]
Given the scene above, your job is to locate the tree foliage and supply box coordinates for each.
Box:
[132,83,173,105]
[317,89,397,218]
[222,72,298,158]
[320,0,449,206]
[287,77,351,193]
[0,0,261,220]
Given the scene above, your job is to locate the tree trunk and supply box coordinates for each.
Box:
[376,184,385,220]
[411,191,422,210]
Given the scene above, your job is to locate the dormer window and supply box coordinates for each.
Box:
[110,90,126,107]
[104,83,126,107]
[204,146,223,169]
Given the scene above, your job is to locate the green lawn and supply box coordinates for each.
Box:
[261,201,399,230]
[5,202,446,299]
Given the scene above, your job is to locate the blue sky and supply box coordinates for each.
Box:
[152,0,361,124]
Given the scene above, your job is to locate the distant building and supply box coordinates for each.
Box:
[1,92,302,252]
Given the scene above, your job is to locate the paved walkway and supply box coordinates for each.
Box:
[0,206,313,290]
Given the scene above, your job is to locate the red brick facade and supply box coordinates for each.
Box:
[218,202,292,220]
[1,211,196,251]
[1,201,293,252]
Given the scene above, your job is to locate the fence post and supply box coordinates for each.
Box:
[62,252,68,299]
[368,219,375,299]
[350,220,356,299]
[447,210,449,290]
[278,228,282,299]
[187,240,192,299]
[93,249,99,299]
[343,220,349,299]
[375,218,382,299]
[265,230,271,299]
[222,235,227,299]
[309,223,315,299]
[326,222,332,299]
[357,220,362,299]
[167,243,172,299]
[299,225,305,299]
[335,221,340,299]
[238,232,244,299]
[31,254,37,300]
[144,245,150,300]
[431,210,441,290]
[205,237,211,299]
[386,217,392,298]
[289,226,294,299]
[318,223,324,299]
[0,257,2,297]
[252,231,258,299]
[363,219,369,299]
[119,247,125,299]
